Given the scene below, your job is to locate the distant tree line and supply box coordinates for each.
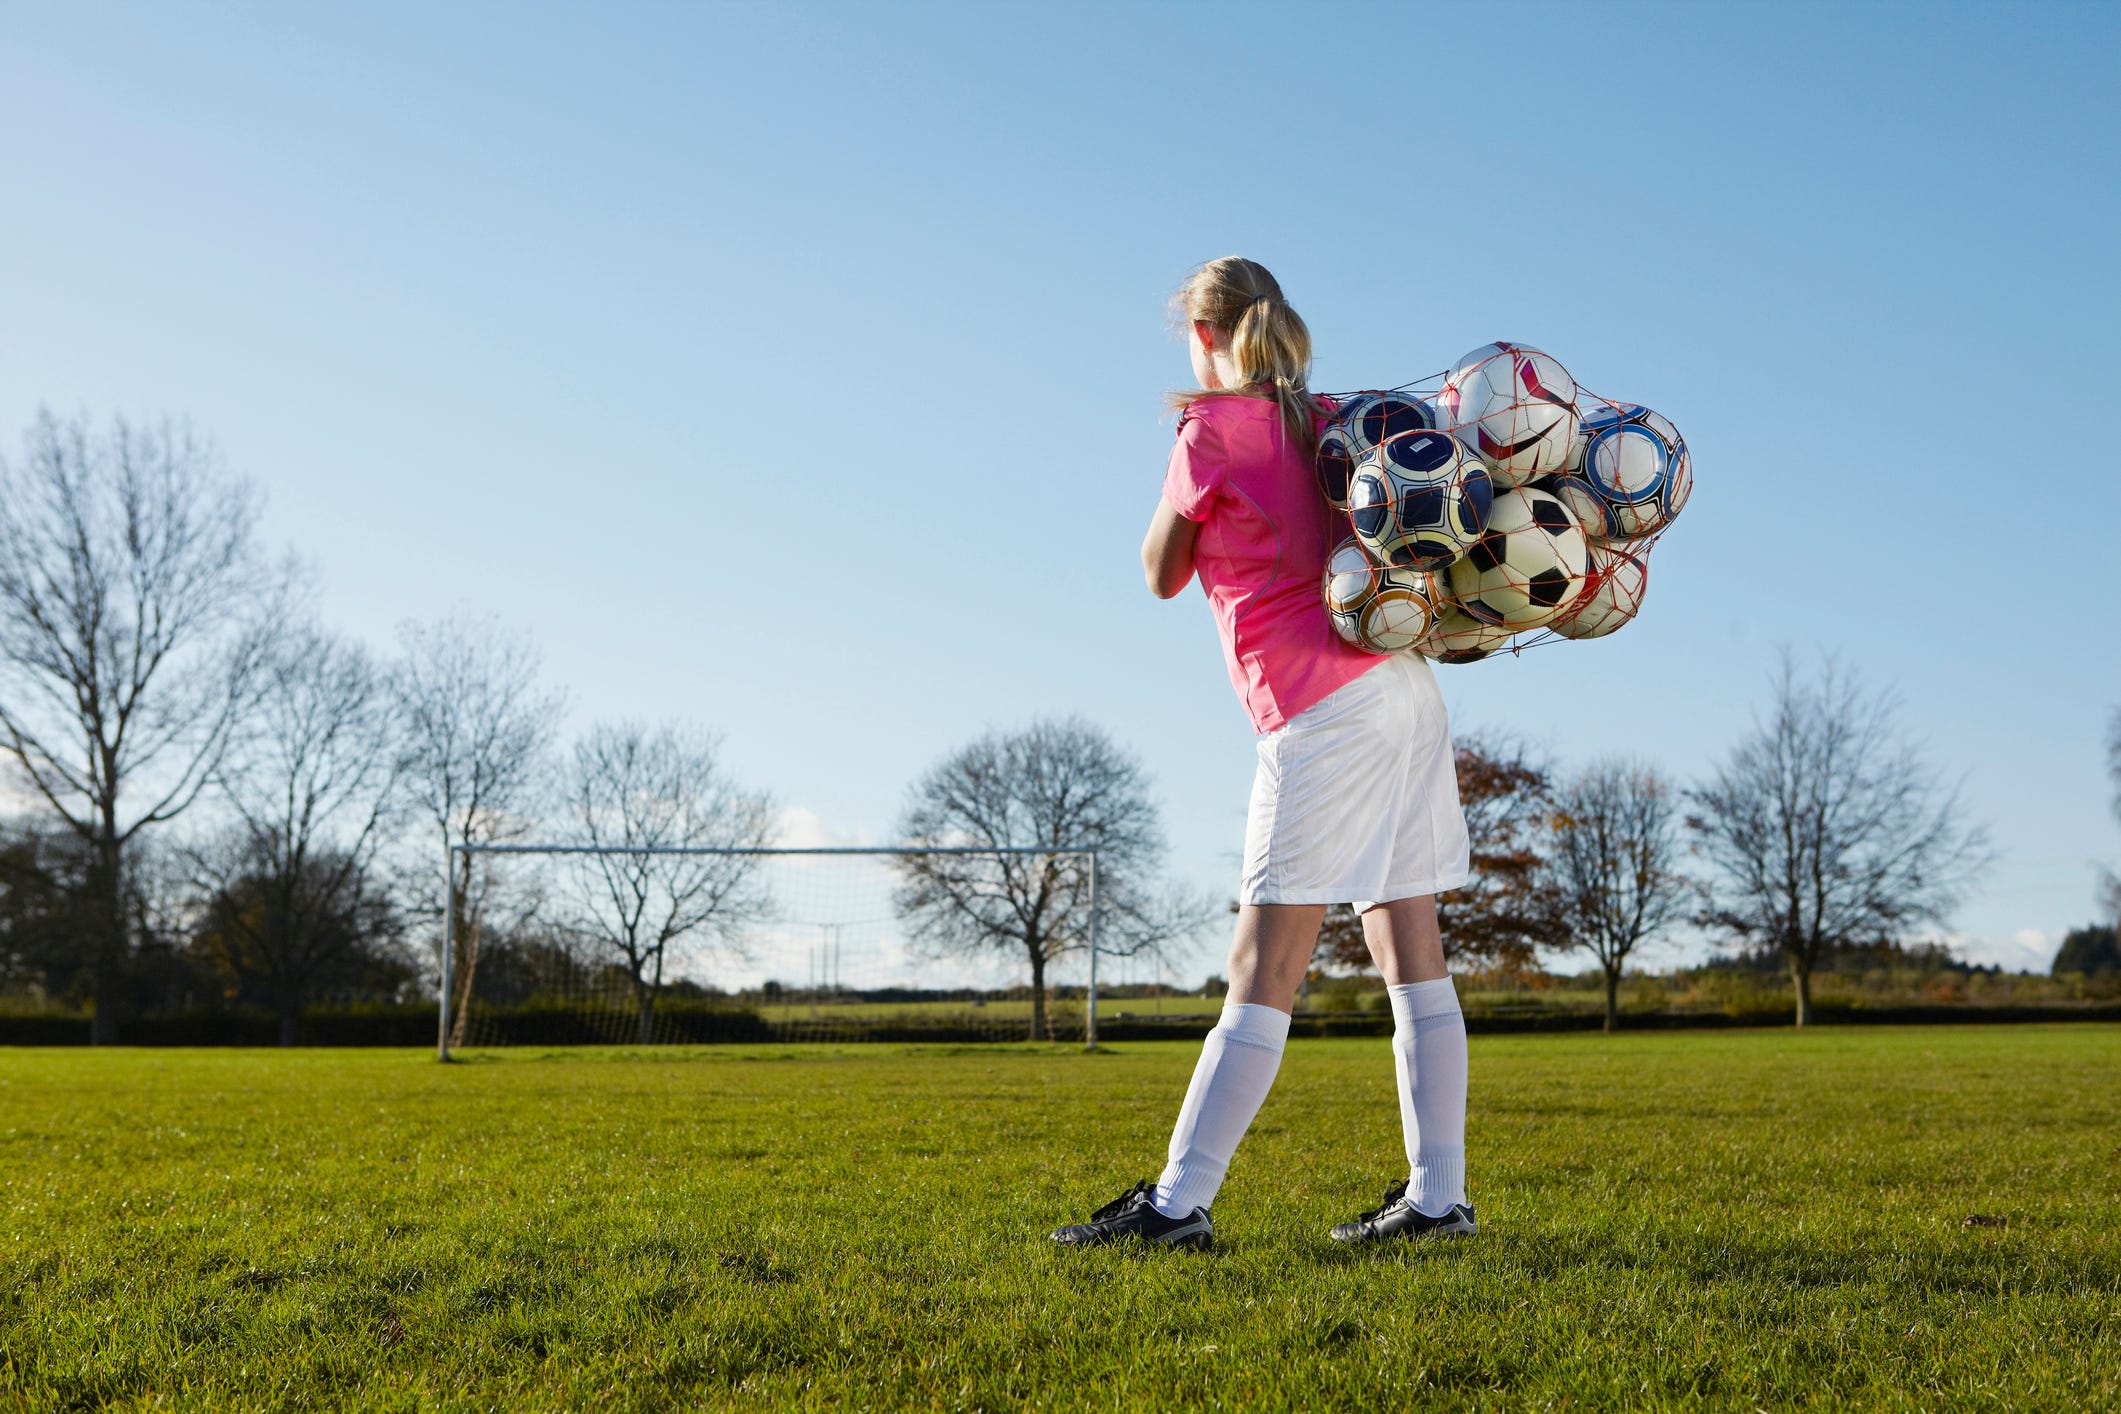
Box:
[1315,651,2034,1031]
[0,413,1214,1047]
[3,412,2108,1043]
[0,411,783,1045]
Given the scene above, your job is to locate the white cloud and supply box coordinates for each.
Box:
[1922,927,2061,973]
[772,806,875,850]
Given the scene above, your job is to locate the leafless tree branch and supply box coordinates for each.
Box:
[1545,759,1693,1030]
[890,717,1213,1039]
[1688,650,1993,1025]
[562,720,775,1043]
[0,411,283,1041]
[392,615,563,1048]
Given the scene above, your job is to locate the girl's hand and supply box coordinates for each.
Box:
[1141,500,1200,599]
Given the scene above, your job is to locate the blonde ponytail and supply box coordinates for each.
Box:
[1168,257,1317,451]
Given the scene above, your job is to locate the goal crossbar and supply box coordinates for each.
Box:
[438,843,1102,1059]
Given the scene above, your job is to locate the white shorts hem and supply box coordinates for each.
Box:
[1241,870,1470,908]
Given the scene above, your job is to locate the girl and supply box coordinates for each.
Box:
[1051,257,1475,1250]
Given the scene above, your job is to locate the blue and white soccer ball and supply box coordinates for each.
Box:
[1564,401,1692,541]
[1346,430,1493,572]
[1317,392,1438,510]
[1337,391,1439,459]
[1436,343,1580,487]
[1322,538,1449,652]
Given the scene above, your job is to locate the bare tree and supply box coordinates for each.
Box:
[892,718,1203,1040]
[1545,759,1691,1031]
[1688,652,1991,1026]
[564,721,775,1043]
[187,624,404,1044]
[0,412,280,1042]
[394,617,562,1049]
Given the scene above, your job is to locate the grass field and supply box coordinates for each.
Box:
[3,1027,2117,1411]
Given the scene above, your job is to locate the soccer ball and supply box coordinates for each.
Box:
[1447,485,1590,630]
[1317,392,1438,510]
[1322,538,1448,652]
[1315,421,1362,511]
[1346,430,1493,572]
[1548,546,1649,640]
[1571,401,1691,540]
[1540,473,1616,540]
[1435,343,1580,486]
[1416,603,1514,664]
[1336,391,1439,459]
[1562,391,1624,474]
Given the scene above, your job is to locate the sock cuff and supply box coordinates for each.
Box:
[1388,977,1461,1025]
[1216,1002,1292,1050]
[1155,1158,1226,1217]
[1409,1144,1467,1216]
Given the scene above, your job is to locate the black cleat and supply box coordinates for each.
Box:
[1329,1180,1476,1245]
[1051,1181,1213,1250]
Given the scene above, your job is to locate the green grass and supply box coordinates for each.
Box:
[3,1028,2117,1411]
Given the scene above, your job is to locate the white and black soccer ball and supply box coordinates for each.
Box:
[1346,430,1493,572]
[1548,545,1649,640]
[1447,485,1591,630]
[1415,602,1514,665]
[1436,342,1580,486]
[1322,537,1447,653]
[1574,401,1691,540]
[1317,392,1438,511]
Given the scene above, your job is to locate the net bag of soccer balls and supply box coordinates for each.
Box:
[1317,341,1690,664]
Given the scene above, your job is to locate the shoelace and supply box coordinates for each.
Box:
[1088,1181,1154,1224]
[1358,1180,1411,1224]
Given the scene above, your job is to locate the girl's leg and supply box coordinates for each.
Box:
[1362,895,1468,1216]
[1151,902,1325,1218]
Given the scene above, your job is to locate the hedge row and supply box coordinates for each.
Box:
[3,1001,2118,1047]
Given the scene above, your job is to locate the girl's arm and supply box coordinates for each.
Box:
[1141,500,1200,600]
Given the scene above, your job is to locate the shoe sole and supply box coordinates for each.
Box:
[1050,1228,1212,1251]
[1329,1216,1476,1245]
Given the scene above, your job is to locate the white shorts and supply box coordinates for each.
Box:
[1239,653,1471,910]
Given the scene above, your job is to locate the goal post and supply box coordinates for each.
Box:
[437,843,1103,1060]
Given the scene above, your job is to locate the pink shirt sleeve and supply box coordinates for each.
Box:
[1161,408,1227,523]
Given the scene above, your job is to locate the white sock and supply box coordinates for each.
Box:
[1388,978,1467,1216]
[1152,1003,1291,1217]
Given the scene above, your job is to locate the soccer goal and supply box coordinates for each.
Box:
[435,845,1107,1059]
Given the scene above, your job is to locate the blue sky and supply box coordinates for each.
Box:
[3,2,2116,979]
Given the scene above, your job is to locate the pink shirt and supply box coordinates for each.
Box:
[1162,394,1386,734]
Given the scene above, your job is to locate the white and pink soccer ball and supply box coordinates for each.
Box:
[1435,342,1581,487]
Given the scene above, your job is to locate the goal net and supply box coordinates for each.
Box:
[435,846,1116,1055]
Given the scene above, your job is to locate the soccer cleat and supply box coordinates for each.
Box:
[1050,1181,1213,1250]
[1329,1180,1476,1245]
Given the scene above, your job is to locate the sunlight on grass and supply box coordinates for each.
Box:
[2,1028,2116,1410]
